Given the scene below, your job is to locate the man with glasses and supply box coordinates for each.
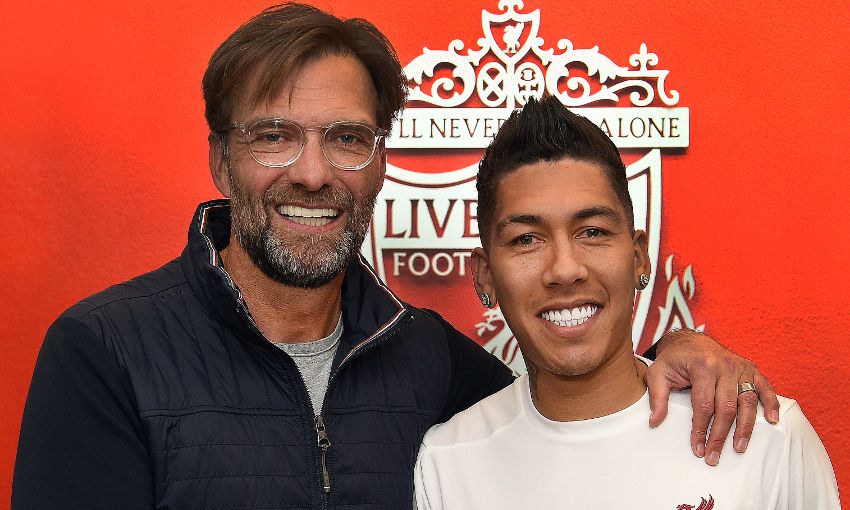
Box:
[13,4,779,509]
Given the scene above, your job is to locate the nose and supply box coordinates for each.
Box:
[541,239,589,288]
[285,132,335,192]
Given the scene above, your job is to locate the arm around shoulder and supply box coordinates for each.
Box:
[13,316,154,509]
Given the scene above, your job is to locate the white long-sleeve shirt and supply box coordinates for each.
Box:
[414,374,840,509]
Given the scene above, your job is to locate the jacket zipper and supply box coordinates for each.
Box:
[311,313,413,500]
[314,415,332,493]
[230,273,411,504]
[236,299,333,501]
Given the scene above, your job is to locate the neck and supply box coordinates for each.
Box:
[220,239,344,344]
[528,344,647,422]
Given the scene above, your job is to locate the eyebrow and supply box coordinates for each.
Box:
[573,205,623,223]
[494,206,623,237]
[494,214,542,238]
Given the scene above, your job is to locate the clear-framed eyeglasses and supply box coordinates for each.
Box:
[219,118,388,171]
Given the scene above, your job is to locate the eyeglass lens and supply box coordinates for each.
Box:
[247,120,378,168]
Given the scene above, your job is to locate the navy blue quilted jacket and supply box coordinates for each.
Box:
[13,200,513,510]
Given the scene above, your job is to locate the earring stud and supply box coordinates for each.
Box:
[479,293,492,308]
[639,273,650,289]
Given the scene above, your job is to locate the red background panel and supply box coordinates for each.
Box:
[1,0,848,506]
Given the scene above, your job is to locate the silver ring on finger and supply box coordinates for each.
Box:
[737,381,757,396]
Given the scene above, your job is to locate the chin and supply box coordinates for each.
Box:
[540,350,604,378]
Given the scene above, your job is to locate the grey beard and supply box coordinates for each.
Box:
[228,170,376,289]
[236,209,369,289]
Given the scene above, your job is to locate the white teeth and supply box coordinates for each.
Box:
[286,216,334,227]
[278,205,339,218]
[540,305,598,327]
[277,205,340,224]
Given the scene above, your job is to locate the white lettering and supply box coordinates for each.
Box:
[388,108,689,149]
[407,252,430,276]
[432,252,454,276]
[392,252,406,277]
[390,251,473,277]
[453,251,470,275]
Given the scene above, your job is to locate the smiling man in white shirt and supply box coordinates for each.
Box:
[413,95,840,510]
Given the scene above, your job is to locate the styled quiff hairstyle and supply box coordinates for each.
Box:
[202,3,407,132]
[477,95,634,248]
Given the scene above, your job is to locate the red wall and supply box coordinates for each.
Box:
[2,0,848,506]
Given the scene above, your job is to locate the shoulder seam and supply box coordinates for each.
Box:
[76,281,188,320]
[425,410,524,449]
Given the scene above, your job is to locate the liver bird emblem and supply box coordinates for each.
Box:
[676,494,714,510]
[502,22,524,53]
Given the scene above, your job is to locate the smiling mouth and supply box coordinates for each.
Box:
[276,205,341,227]
[540,305,599,328]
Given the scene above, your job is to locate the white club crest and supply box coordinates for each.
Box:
[390,0,688,150]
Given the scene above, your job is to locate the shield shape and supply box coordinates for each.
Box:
[480,2,540,65]
[361,149,662,374]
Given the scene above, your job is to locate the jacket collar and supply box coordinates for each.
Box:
[183,199,409,357]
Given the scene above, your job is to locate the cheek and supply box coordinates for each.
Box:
[598,254,638,297]
[233,178,269,203]
[331,173,362,198]
[348,162,386,197]
[227,146,261,173]
[361,174,383,199]
[491,256,540,305]
[229,161,277,191]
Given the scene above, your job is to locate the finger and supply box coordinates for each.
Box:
[732,384,759,453]
[644,363,671,428]
[753,371,780,424]
[688,362,714,459]
[703,369,739,466]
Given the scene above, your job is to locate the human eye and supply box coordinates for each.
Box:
[337,132,361,144]
[327,124,372,151]
[256,131,283,143]
[577,227,611,241]
[249,121,299,148]
[509,233,537,246]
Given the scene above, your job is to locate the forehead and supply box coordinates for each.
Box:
[234,53,378,125]
[493,159,626,222]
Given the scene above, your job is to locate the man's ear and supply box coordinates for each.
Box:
[632,229,651,288]
[208,132,231,198]
[470,247,497,307]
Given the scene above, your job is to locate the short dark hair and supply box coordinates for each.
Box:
[476,95,633,248]
[202,3,407,132]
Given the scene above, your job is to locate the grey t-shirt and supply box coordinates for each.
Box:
[274,315,342,415]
